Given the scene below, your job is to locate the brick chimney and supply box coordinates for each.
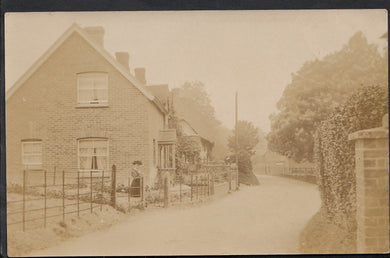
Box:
[115,52,130,71]
[83,26,105,47]
[134,68,146,85]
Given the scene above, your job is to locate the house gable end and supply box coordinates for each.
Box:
[6,23,165,115]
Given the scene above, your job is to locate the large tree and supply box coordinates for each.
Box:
[267,31,388,162]
[228,120,260,185]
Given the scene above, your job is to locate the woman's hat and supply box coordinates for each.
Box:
[132,160,142,165]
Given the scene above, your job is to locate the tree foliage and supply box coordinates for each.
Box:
[267,31,388,162]
[228,120,259,175]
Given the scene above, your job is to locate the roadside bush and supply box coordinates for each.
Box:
[314,85,388,231]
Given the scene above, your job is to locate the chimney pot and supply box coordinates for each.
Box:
[83,26,105,47]
[115,52,130,71]
[134,68,146,85]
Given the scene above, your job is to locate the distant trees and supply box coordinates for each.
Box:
[251,129,268,171]
[267,31,388,162]
[228,120,260,185]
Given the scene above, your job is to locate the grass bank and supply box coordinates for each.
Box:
[7,205,128,257]
[299,207,356,254]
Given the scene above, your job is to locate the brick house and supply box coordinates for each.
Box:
[6,24,176,186]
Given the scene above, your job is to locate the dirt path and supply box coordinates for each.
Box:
[30,175,321,256]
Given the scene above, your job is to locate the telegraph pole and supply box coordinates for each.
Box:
[235,91,239,188]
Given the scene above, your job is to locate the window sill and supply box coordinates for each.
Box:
[76,103,109,108]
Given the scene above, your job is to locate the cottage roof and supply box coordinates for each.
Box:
[6,23,167,114]
[179,119,213,146]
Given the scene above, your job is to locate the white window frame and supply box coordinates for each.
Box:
[77,72,108,106]
[77,138,109,173]
[22,140,42,168]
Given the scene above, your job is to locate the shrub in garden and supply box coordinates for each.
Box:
[315,85,388,231]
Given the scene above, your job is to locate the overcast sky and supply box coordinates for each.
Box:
[5,10,387,132]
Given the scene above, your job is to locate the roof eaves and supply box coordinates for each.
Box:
[151,97,168,114]
[179,119,213,143]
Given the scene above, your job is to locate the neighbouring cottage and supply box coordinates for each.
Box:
[178,119,214,164]
[6,24,177,187]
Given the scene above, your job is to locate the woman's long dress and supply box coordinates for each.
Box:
[130,177,141,197]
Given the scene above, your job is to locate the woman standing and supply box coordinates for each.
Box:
[130,160,143,197]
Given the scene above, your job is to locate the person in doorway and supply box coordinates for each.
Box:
[130,160,143,197]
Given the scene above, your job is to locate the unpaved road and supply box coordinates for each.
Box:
[30,175,321,256]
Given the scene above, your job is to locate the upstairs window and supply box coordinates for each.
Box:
[77,72,108,106]
[22,140,42,168]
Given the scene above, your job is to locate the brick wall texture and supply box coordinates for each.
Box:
[351,128,389,253]
[6,31,165,186]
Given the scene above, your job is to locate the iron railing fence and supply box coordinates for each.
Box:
[7,164,239,231]
[7,169,111,232]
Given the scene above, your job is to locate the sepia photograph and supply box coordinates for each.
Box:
[4,9,389,256]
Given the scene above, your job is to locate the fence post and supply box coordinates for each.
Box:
[190,173,193,201]
[143,177,145,203]
[200,176,203,199]
[163,177,169,208]
[196,176,199,200]
[44,170,47,228]
[141,177,144,208]
[101,170,104,211]
[207,172,210,196]
[111,165,116,208]
[236,167,239,190]
[90,170,92,213]
[202,176,205,199]
[205,175,208,196]
[229,169,232,192]
[179,170,182,203]
[211,172,214,195]
[22,170,26,232]
[128,177,131,212]
[200,175,206,198]
[77,170,80,217]
[62,170,65,222]
[53,166,56,185]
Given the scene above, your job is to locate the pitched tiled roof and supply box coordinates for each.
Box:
[179,119,213,145]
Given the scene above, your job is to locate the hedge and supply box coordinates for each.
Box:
[314,85,388,231]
